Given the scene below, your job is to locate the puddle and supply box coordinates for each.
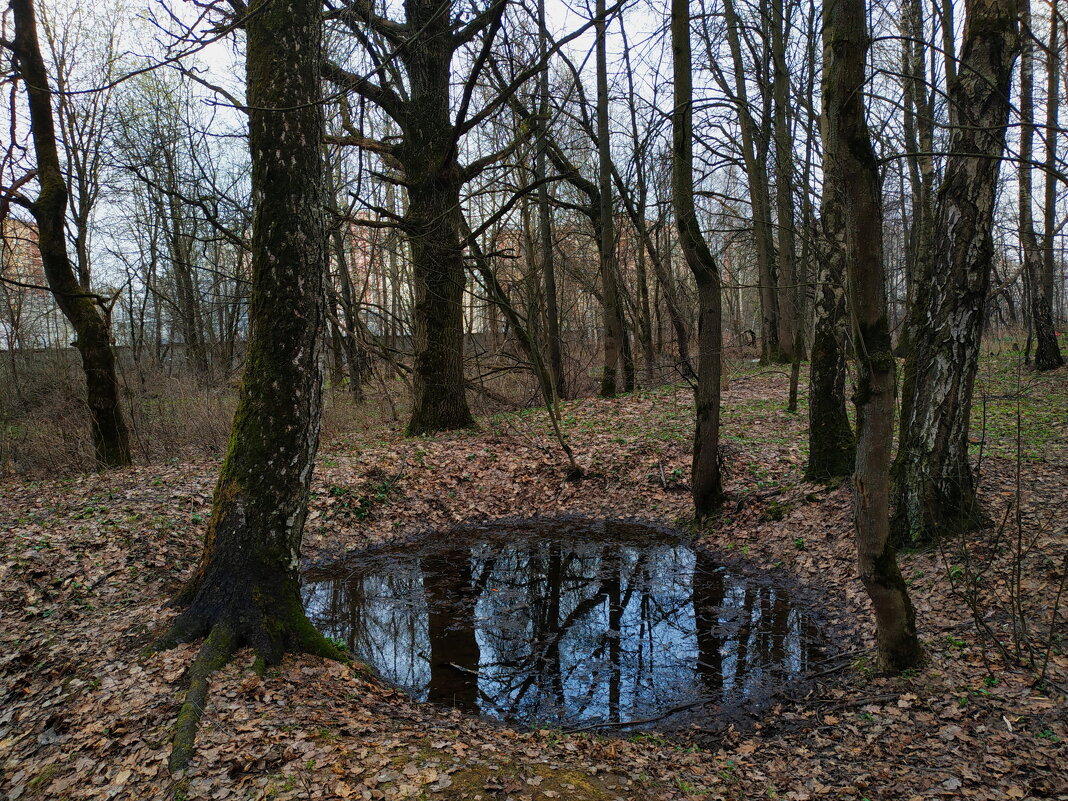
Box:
[302,518,822,729]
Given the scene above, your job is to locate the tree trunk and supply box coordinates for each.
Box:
[806,183,855,481]
[537,0,566,399]
[400,4,475,433]
[722,0,782,363]
[893,0,1020,546]
[1018,0,1059,368]
[331,223,366,401]
[822,0,922,672]
[615,181,692,373]
[595,0,626,397]
[161,0,341,772]
[896,0,936,358]
[771,0,800,361]
[8,0,131,469]
[672,0,724,516]
[621,30,656,382]
[1035,0,1066,369]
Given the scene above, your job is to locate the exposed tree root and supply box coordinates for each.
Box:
[153,606,353,777]
[169,622,237,774]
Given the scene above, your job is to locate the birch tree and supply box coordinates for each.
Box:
[155,0,344,773]
[893,0,1021,545]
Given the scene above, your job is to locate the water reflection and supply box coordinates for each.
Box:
[302,520,820,728]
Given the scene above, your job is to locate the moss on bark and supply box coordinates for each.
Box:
[156,0,349,774]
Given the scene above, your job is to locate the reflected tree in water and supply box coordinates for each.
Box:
[303,523,822,727]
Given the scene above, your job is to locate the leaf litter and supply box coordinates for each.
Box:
[1,367,1066,800]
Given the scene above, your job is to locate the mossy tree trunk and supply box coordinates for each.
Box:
[672,0,724,517]
[892,0,1020,546]
[8,0,131,469]
[160,0,342,772]
[821,0,922,672]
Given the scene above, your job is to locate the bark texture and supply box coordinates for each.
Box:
[399,0,476,434]
[1039,1,1065,371]
[896,0,936,357]
[1018,0,1061,369]
[893,0,1020,546]
[161,0,341,770]
[821,0,922,671]
[8,0,131,468]
[806,178,854,481]
[595,0,626,397]
[721,0,783,364]
[672,0,724,516]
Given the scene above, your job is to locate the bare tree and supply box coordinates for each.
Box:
[822,0,922,671]
[4,0,131,468]
[155,0,343,773]
[717,0,783,363]
[894,0,1021,545]
[672,0,723,515]
[1025,0,1066,369]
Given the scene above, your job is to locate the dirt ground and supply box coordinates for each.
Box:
[2,364,1066,801]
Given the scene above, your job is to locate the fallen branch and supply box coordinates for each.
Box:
[563,701,701,733]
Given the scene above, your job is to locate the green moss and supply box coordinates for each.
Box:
[761,498,795,522]
[27,765,58,795]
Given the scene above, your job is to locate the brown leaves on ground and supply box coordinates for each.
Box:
[1,368,1066,800]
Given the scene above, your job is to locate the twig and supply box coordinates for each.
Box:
[562,701,701,733]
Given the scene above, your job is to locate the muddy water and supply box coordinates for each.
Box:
[302,518,821,729]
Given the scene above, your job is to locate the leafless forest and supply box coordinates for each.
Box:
[1,0,1066,797]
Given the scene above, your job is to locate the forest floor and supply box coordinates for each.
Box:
[2,353,1066,801]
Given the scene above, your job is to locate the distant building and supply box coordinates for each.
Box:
[1,218,71,350]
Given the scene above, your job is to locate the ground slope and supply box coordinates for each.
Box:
[1,359,1065,800]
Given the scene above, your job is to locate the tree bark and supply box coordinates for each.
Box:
[822,0,922,671]
[771,0,801,361]
[537,0,566,399]
[672,0,724,516]
[160,0,342,771]
[1025,0,1068,369]
[896,0,936,358]
[8,0,131,469]
[721,0,783,364]
[806,183,855,481]
[893,0,1021,546]
[595,0,626,397]
[400,0,476,434]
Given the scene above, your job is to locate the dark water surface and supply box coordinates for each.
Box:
[302,518,821,729]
